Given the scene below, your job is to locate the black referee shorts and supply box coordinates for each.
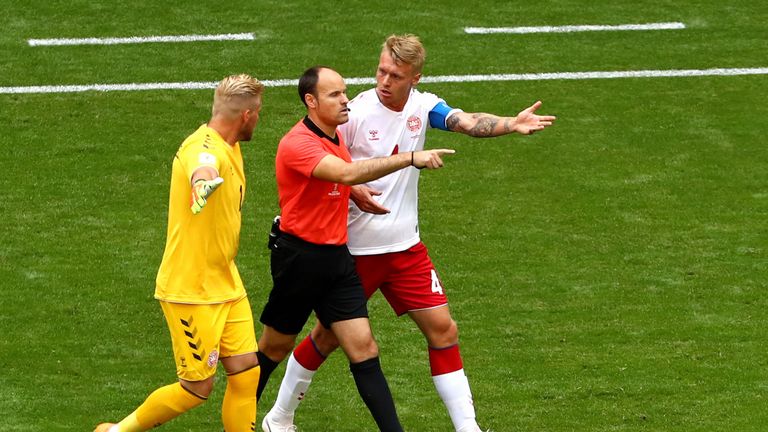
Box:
[259,233,369,335]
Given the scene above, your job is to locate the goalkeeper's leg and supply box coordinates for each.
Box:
[95,301,229,432]
[94,380,209,432]
[219,296,261,432]
[222,360,260,432]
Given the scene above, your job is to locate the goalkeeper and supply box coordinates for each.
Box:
[95,74,265,432]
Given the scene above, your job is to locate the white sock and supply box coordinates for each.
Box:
[269,353,317,422]
[433,369,479,431]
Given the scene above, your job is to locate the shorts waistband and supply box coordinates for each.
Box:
[279,232,347,252]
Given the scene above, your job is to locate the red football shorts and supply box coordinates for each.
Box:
[354,242,448,316]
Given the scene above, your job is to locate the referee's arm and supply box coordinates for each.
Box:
[312,149,454,185]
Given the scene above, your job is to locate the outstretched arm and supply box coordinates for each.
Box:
[446,100,556,137]
[312,148,455,185]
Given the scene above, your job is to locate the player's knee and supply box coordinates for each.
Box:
[221,352,259,375]
[311,327,340,355]
[182,376,215,398]
[445,319,459,341]
[359,338,379,361]
[361,338,379,359]
[260,340,294,362]
[258,329,297,362]
[427,318,459,347]
[343,337,379,363]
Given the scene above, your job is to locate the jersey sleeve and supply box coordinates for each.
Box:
[280,134,330,178]
[177,140,224,182]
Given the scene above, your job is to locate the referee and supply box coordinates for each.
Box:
[256,66,453,432]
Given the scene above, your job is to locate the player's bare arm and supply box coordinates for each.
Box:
[351,185,390,215]
[190,166,219,184]
[312,149,455,185]
[446,100,556,137]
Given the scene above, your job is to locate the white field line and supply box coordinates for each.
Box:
[465,22,685,34]
[28,32,255,47]
[1,67,767,95]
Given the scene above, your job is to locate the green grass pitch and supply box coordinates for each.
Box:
[1,1,767,431]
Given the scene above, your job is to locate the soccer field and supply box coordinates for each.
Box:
[1,1,767,431]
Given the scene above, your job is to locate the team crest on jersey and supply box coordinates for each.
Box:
[207,350,219,368]
[406,115,422,132]
[368,129,380,141]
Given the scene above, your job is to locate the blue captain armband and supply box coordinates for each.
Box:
[428,101,462,131]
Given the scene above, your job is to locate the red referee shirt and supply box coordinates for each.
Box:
[275,117,352,245]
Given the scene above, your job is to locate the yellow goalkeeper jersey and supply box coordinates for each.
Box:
[155,124,247,304]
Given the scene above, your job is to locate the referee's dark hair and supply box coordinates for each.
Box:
[298,65,332,107]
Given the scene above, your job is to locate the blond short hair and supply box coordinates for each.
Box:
[212,74,265,119]
[382,34,426,74]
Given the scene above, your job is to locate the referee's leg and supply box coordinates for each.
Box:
[332,318,403,432]
[256,326,299,400]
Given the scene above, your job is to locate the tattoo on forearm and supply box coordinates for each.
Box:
[468,113,498,137]
[503,118,512,133]
[446,114,460,131]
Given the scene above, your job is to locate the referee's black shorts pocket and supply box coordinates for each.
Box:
[270,240,301,280]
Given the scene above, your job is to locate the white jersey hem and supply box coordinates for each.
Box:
[348,235,421,256]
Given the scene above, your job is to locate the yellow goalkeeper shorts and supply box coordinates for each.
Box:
[160,295,257,382]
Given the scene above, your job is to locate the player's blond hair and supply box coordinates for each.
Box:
[382,34,426,74]
[212,74,265,119]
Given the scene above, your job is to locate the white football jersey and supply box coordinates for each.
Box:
[340,88,446,255]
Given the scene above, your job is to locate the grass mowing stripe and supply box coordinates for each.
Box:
[1,67,766,95]
[27,32,255,46]
[464,22,686,34]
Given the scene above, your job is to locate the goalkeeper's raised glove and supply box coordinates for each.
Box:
[190,177,224,214]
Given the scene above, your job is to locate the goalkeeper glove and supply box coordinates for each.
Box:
[190,177,224,214]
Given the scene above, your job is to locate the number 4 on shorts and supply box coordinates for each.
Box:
[431,269,443,295]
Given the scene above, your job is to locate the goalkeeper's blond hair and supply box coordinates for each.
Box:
[382,34,426,74]
[212,74,265,119]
